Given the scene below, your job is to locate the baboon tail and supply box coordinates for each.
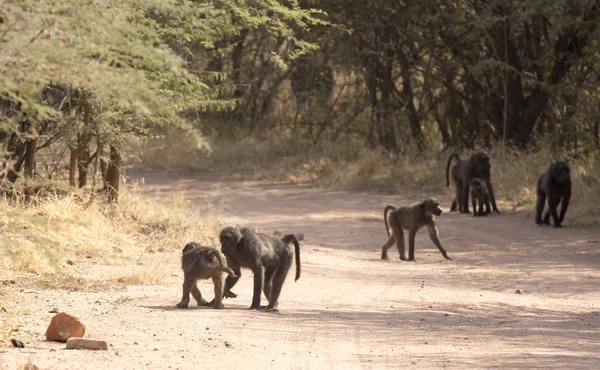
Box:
[446,152,461,187]
[282,234,301,281]
[217,266,236,277]
[383,205,396,237]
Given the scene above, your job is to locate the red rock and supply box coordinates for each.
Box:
[45,313,86,342]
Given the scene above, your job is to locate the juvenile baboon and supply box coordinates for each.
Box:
[176,242,236,310]
[381,199,452,261]
[219,226,301,312]
[446,151,499,214]
[535,161,571,227]
[469,178,490,217]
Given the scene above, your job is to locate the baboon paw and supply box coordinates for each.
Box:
[265,307,279,313]
[176,302,189,308]
[212,304,224,309]
[399,256,407,261]
[553,224,562,228]
[406,259,416,262]
[248,305,261,311]
[381,256,390,261]
[459,210,470,214]
[224,290,238,299]
[443,255,453,261]
[197,300,210,307]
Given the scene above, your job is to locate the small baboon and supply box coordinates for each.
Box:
[535,161,571,228]
[176,242,236,310]
[469,178,490,217]
[219,226,301,312]
[446,151,499,214]
[381,199,452,261]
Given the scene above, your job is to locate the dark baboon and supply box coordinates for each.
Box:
[219,226,301,312]
[176,242,236,310]
[535,161,571,227]
[446,151,499,214]
[381,199,452,261]
[469,178,490,217]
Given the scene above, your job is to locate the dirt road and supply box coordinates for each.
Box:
[2,171,599,369]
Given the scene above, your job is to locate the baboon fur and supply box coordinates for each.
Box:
[381,198,452,261]
[469,178,490,217]
[535,161,572,228]
[176,242,236,310]
[219,226,301,312]
[446,151,499,214]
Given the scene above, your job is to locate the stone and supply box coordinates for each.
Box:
[65,338,108,351]
[45,313,86,342]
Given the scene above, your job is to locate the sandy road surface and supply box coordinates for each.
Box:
[2,170,599,369]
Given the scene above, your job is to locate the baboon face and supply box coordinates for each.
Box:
[219,226,242,255]
[551,161,570,185]
[475,152,491,171]
[422,198,443,217]
[469,178,483,190]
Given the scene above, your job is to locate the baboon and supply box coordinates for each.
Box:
[219,226,301,312]
[469,178,490,217]
[176,242,236,310]
[535,161,571,228]
[446,151,499,214]
[381,199,452,261]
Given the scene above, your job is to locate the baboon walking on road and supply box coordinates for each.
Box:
[219,226,301,312]
[446,151,499,214]
[176,242,236,309]
[469,178,490,217]
[535,161,571,227]
[381,199,452,261]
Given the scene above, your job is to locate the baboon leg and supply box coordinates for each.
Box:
[471,192,478,217]
[381,235,396,260]
[224,262,241,298]
[484,195,491,215]
[407,229,417,261]
[263,266,276,302]
[177,277,196,308]
[451,181,462,212]
[191,282,209,306]
[535,191,546,225]
[542,209,552,225]
[559,195,570,223]
[485,179,500,213]
[546,194,561,227]
[265,251,293,312]
[460,184,470,214]
[427,224,452,260]
[249,266,265,310]
[394,228,407,260]
[211,274,225,309]
[450,198,458,212]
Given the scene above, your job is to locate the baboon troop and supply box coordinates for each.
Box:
[535,161,572,228]
[469,178,490,217]
[173,151,574,314]
[380,199,452,261]
[446,151,499,214]
[219,226,301,312]
[176,242,236,310]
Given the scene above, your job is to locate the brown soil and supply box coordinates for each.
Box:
[2,170,599,369]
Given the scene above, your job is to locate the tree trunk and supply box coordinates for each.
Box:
[68,149,78,187]
[23,137,37,179]
[105,145,121,203]
[78,149,91,188]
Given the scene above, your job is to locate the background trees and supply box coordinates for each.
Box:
[2,0,599,199]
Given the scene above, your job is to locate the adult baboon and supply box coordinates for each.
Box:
[469,178,490,217]
[219,226,301,312]
[535,161,571,228]
[446,151,499,214]
[176,242,236,310]
[381,199,452,261]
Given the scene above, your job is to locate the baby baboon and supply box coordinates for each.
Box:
[469,178,490,217]
[176,242,236,310]
[219,226,301,312]
[535,161,571,227]
[381,199,452,261]
[446,151,499,214]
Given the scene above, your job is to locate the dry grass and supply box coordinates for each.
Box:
[142,131,600,226]
[0,182,222,285]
